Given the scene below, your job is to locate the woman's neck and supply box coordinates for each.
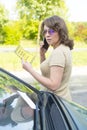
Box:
[53,40,60,49]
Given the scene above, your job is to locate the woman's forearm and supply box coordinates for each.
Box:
[26,67,58,91]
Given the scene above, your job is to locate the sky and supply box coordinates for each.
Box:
[0,0,18,20]
[66,0,87,22]
[0,0,87,22]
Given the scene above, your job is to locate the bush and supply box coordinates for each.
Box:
[23,20,39,40]
[73,23,87,43]
[3,22,23,45]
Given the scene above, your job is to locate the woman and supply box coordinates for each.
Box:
[11,15,74,123]
[22,15,74,100]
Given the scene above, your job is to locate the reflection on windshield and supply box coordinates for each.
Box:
[0,91,34,130]
[0,103,17,126]
[11,96,34,123]
[0,70,35,130]
[0,71,33,94]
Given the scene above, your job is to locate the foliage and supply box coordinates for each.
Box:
[0,4,23,45]
[0,4,9,43]
[65,22,87,44]
[16,0,68,41]
[23,19,39,40]
[0,1,87,45]
[0,4,8,25]
[17,0,68,21]
[66,21,75,40]
[3,21,23,45]
[73,22,87,43]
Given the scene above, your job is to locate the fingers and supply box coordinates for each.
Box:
[21,59,26,69]
[21,58,24,64]
[21,58,27,64]
[40,41,44,48]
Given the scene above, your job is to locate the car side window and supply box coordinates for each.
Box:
[38,93,68,130]
[50,103,66,130]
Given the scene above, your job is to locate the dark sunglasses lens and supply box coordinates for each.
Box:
[49,29,55,35]
[43,29,55,35]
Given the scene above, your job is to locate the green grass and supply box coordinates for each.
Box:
[0,40,87,71]
[72,41,87,66]
[0,51,40,71]
[0,39,40,71]
[72,51,87,66]
[0,39,39,48]
[74,41,87,48]
[0,52,21,71]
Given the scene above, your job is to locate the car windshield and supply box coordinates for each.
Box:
[61,98,87,125]
[0,68,37,130]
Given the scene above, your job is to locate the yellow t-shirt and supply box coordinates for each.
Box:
[40,44,72,100]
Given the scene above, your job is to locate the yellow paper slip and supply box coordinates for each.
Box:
[15,45,35,63]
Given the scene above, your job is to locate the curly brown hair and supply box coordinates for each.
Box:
[40,15,74,50]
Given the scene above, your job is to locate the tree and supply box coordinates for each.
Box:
[0,4,8,25]
[3,21,23,45]
[16,0,68,41]
[73,22,87,43]
[0,4,9,43]
[17,0,68,20]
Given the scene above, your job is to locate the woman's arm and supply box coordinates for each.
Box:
[22,60,64,91]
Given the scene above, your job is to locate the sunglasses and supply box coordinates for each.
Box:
[42,29,55,36]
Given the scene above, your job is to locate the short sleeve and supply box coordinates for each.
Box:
[49,48,65,67]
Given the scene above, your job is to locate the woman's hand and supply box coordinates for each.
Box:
[22,59,33,73]
[40,41,47,55]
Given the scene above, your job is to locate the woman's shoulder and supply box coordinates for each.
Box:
[58,44,69,49]
[54,44,70,53]
[51,44,71,59]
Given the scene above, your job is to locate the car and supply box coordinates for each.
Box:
[0,67,87,130]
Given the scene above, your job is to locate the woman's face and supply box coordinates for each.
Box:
[43,25,60,48]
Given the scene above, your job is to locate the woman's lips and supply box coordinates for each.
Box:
[47,39,51,42]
